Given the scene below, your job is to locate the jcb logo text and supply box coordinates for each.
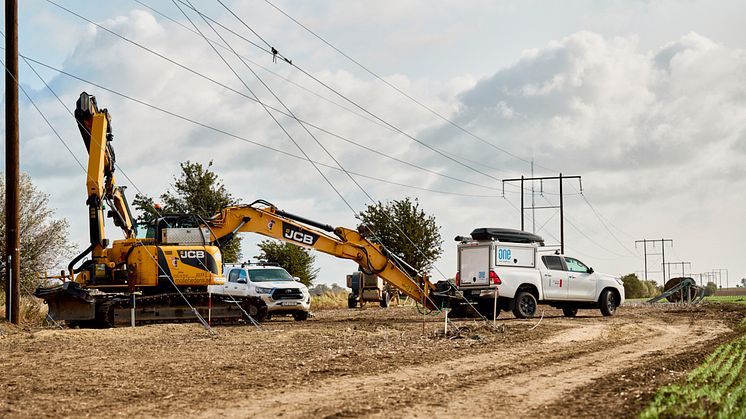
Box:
[179,250,205,259]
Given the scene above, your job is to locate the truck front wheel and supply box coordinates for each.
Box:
[512,292,537,319]
[244,299,268,322]
[380,291,390,308]
[599,289,618,316]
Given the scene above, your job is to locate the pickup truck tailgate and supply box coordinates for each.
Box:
[459,245,490,287]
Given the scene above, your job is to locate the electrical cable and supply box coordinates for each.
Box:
[576,193,638,256]
[180,0,507,186]
[16,53,510,200]
[45,0,515,195]
[131,0,395,134]
[168,0,573,196]
[200,2,460,293]
[260,0,558,173]
[176,0,447,312]
[539,195,634,258]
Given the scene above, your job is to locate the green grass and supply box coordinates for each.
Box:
[640,334,746,418]
[705,296,746,305]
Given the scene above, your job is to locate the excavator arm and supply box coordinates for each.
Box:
[205,200,441,309]
[74,92,137,249]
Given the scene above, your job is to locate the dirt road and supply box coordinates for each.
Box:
[1,303,744,418]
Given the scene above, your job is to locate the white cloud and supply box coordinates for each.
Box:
[12,3,746,288]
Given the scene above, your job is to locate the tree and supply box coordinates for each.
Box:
[0,173,75,290]
[257,240,318,286]
[704,281,718,297]
[642,280,662,298]
[132,161,242,262]
[621,273,644,299]
[357,197,443,273]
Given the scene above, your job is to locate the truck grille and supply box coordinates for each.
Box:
[271,288,303,300]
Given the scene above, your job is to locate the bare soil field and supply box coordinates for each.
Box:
[1,303,745,418]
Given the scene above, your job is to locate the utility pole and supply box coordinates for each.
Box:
[694,273,703,287]
[709,269,726,289]
[502,173,582,254]
[5,0,20,324]
[713,268,729,289]
[635,239,673,284]
[530,161,535,233]
[664,262,692,279]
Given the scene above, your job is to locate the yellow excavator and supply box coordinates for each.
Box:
[36,92,453,327]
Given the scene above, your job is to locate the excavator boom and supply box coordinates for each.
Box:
[206,201,440,309]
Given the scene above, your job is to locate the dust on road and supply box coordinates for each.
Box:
[1,303,744,418]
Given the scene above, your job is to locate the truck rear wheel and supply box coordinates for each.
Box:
[512,292,537,319]
[478,299,500,319]
[347,293,358,309]
[599,289,618,316]
[562,307,578,317]
[380,291,390,308]
[293,311,309,321]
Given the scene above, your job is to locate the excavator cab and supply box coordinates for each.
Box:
[141,214,211,246]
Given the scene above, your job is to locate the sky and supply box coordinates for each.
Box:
[2,0,746,288]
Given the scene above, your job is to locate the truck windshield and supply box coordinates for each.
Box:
[247,268,294,282]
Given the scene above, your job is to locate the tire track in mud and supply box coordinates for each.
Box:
[195,317,728,418]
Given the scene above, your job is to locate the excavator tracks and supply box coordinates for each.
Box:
[72,291,267,328]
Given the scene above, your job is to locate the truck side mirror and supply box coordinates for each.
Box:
[587,267,594,274]
[237,278,247,284]
[294,276,301,282]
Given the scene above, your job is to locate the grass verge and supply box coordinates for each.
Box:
[0,292,51,328]
[640,333,746,418]
[311,291,348,310]
[706,296,746,305]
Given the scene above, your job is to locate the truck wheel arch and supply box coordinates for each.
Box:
[517,283,540,301]
[598,287,621,304]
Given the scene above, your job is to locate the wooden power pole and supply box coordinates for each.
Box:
[5,0,21,324]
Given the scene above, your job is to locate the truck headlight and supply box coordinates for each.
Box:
[255,287,272,294]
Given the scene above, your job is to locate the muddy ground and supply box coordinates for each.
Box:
[1,302,745,418]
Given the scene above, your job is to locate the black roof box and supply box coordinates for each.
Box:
[470,228,544,245]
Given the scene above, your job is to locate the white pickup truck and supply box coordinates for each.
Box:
[208,263,311,321]
[455,228,624,318]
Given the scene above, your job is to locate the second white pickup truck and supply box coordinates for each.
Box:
[455,228,625,318]
[208,263,311,321]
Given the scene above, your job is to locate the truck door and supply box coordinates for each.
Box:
[458,245,491,287]
[563,257,596,300]
[540,255,568,300]
[226,268,245,295]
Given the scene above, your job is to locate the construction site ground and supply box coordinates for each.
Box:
[1,302,745,418]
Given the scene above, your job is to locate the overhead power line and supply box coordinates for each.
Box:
[44,0,522,194]
[174,0,507,186]
[18,54,508,200]
[175,0,454,293]
[138,0,540,185]
[259,0,557,173]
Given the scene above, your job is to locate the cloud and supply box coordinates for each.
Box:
[15,3,746,287]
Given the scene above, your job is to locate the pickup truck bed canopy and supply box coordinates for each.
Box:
[470,228,544,245]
